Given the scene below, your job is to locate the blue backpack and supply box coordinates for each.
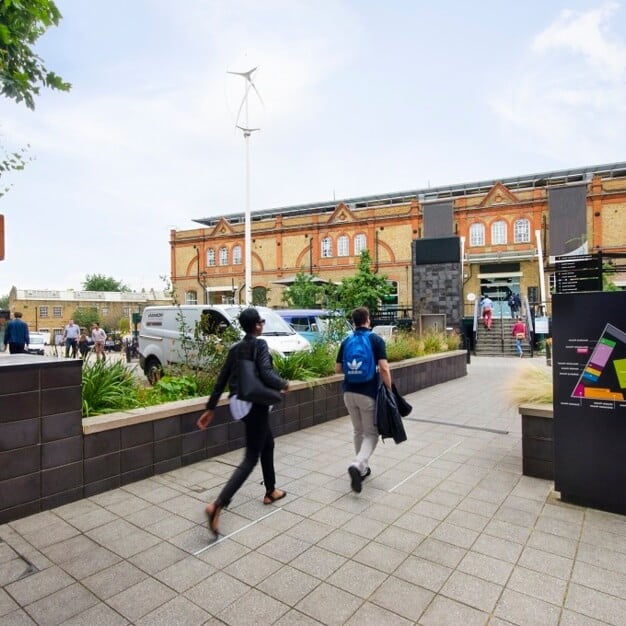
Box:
[342,331,376,383]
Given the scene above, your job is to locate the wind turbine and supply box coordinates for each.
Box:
[228,66,263,306]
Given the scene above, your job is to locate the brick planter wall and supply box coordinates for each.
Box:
[1,350,466,523]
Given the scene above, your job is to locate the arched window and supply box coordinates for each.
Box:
[337,235,349,257]
[469,223,485,247]
[514,218,530,243]
[185,290,198,305]
[232,245,242,265]
[321,237,333,258]
[491,220,507,245]
[219,247,228,266]
[206,249,215,267]
[354,233,367,255]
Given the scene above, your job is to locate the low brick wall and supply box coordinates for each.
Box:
[519,403,554,480]
[0,350,466,523]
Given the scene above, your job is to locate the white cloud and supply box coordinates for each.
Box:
[491,2,626,164]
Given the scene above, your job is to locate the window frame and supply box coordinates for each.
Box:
[219,247,228,266]
[514,218,531,243]
[469,223,485,247]
[321,236,333,258]
[337,235,349,257]
[491,220,507,245]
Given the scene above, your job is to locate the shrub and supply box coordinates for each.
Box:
[273,340,337,380]
[81,359,143,416]
[504,363,553,406]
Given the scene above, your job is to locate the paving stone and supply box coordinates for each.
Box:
[393,555,451,592]
[374,525,424,553]
[82,561,148,600]
[431,521,479,549]
[472,534,523,564]
[526,529,578,559]
[440,570,502,613]
[413,537,466,569]
[289,545,346,580]
[494,588,561,626]
[257,564,320,606]
[343,600,412,625]
[217,587,290,625]
[129,541,188,575]
[23,583,98,626]
[153,555,215,592]
[273,609,324,625]
[143,513,197,539]
[571,560,626,600]
[61,546,121,580]
[63,508,119,532]
[40,534,99,564]
[370,575,433,622]
[134,595,210,626]
[517,546,573,580]
[296,582,363,624]
[535,515,582,541]
[62,602,129,625]
[257,533,311,564]
[21,519,80,550]
[184,571,250,615]
[196,538,250,569]
[394,511,439,536]
[457,550,514,585]
[107,578,176,622]
[445,508,490,532]
[352,540,406,574]
[576,542,626,575]
[0,608,36,625]
[419,594,489,626]
[327,560,388,599]
[507,566,567,606]
[565,582,626,626]
[5,565,74,606]
[559,608,613,625]
[483,518,532,545]
[0,588,18,617]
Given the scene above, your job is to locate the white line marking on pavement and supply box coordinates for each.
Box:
[389,440,464,492]
[193,507,283,555]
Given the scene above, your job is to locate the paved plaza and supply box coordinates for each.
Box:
[1,356,625,625]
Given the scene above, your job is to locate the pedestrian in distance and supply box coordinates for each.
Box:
[91,322,107,362]
[78,331,90,359]
[63,319,80,358]
[196,307,290,539]
[481,295,494,330]
[512,316,527,358]
[3,311,30,354]
[335,306,392,494]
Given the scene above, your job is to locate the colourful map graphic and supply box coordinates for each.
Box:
[572,323,626,401]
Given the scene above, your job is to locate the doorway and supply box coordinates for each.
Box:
[479,275,521,318]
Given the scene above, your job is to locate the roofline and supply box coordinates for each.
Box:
[193,161,626,227]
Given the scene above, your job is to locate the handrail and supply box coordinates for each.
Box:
[523,295,534,357]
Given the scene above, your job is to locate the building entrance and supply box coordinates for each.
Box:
[479,275,521,318]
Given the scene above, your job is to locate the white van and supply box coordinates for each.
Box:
[138,305,310,383]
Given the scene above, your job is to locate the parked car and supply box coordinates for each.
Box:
[371,325,399,342]
[27,332,47,355]
[138,305,311,384]
[274,309,353,343]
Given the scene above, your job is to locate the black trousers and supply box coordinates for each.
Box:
[216,403,276,507]
[8,343,26,354]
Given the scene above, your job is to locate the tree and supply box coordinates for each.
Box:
[335,250,393,312]
[0,0,71,110]
[282,271,325,308]
[72,307,99,330]
[82,274,130,292]
[0,144,30,199]
[0,293,8,309]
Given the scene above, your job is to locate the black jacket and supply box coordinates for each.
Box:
[205,334,288,410]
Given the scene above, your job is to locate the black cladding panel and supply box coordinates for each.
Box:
[413,237,460,265]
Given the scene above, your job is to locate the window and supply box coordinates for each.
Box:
[232,245,242,265]
[207,249,215,267]
[39,306,48,318]
[219,247,228,265]
[102,307,109,315]
[321,237,333,258]
[185,290,198,304]
[53,306,62,318]
[337,235,349,257]
[123,307,129,316]
[491,220,507,245]
[354,234,367,255]
[514,218,530,243]
[469,223,485,247]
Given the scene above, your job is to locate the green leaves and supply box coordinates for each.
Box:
[0,0,71,109]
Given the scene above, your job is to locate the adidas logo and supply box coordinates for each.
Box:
[347,358,362,373]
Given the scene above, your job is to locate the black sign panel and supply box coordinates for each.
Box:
[552,291,626,515]
[554,253,602,293]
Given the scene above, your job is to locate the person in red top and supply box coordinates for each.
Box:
[511,317,526,357]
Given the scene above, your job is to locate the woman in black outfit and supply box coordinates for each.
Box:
[196,307,289,537]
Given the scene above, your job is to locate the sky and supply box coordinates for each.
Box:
[1,0,625,295]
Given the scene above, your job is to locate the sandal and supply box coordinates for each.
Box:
[263,489,287,505]
[205,503,221,538]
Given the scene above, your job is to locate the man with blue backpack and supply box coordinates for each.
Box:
[336,306,392,493]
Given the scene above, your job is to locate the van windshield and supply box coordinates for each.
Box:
[224,308,296,336]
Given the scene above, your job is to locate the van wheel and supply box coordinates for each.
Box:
[145,358,162,385]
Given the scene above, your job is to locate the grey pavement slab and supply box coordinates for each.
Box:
[1,357,625,625]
